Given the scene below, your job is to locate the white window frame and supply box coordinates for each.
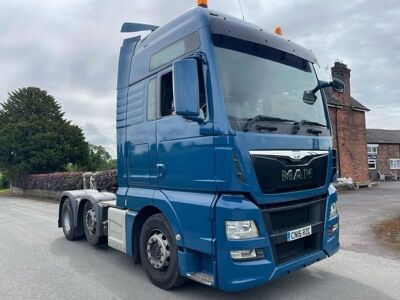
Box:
[389,159,400,170]
[367,144,378,155]
[368,159,376,170]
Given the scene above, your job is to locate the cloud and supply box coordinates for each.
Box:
[81,122,115,157]
[1,0,399,158]
[244,0,400,127]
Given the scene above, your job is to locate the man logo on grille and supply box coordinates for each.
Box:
[282,168,313,181]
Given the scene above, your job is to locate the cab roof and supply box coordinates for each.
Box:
[127,6,317,64]
[117,7,318,90]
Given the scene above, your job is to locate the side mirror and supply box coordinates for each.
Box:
[304,78,346,105]
[331,78,345,93]
[172,58,200,119]
[303,90,317,105]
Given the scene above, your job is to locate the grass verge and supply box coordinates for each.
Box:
[374,217,400,250]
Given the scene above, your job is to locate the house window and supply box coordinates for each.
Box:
[368,159,376,170]
[367,144,378,169]
[367,144,378,154]
[390,159,400,170]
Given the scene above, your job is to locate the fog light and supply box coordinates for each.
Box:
[225,220,259,240]
[329,202,338,220]
[230,249,257,260]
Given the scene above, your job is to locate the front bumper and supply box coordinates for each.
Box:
[214,187,340,291]
[216,231,339,291]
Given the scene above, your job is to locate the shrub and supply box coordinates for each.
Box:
[13,170,117,193]
[95,170,117,193]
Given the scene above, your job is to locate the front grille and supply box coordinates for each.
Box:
[250,151,328,194]
[261,195,326,265]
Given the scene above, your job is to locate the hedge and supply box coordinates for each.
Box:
[13,170,117,193]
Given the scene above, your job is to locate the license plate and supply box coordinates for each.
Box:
[287,225,312,242]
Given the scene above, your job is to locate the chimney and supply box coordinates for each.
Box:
[331,61,351,97]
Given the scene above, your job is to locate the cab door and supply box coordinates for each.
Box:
[156,64,215,192]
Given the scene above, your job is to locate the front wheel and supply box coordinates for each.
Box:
[139,213,186,290]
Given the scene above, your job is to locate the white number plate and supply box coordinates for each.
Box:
[287,225,312,242]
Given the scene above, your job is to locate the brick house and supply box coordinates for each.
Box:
[366,129,400,180]
[325,62,370,183]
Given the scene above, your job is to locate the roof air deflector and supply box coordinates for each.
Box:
[121,23,159,33]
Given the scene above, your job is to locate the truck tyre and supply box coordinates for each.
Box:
[61,198,79,241]
[140,213,186,290]
[83,201,105,246]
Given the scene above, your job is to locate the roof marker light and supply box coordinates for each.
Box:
[197,0,208,8]
[273,26,283,36]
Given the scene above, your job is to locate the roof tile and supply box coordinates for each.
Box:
[366,129,400,144]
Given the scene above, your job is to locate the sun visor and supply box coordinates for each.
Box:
[209,14,318,64]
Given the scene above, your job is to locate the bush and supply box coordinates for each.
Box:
[95,170,117,193]
[13,170,117,193]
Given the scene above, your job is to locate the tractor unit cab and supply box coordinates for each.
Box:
[59,2,340,292]
[116,6,339,203]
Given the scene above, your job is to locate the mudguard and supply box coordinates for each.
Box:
[58,190,116,236]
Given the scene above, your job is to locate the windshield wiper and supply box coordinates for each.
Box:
[293,119,326,134]
[245,115,296,132]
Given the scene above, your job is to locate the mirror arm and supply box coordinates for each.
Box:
[311,81,332,95]
[319,81,332,89]
[191,52,208,66]
[311,86,319,94]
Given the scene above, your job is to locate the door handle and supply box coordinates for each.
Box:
[156,164,165,178]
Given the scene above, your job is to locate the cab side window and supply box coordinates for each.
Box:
[197,60,207,119]
[147,78,157,121]
[159,61,207,119]
[160,72,174,117]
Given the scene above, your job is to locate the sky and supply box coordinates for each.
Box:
[1,0,399,156]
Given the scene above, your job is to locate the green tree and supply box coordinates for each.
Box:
[106,159,117,170]
[86,144,116,171]
[0,172,10,189]
[0,87,89,179]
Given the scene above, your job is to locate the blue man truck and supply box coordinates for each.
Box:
[58,2,342,292]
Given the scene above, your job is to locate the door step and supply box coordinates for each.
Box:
[186,272,214,286]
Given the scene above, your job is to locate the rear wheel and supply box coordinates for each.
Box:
[61,198,79,240]
[83,201,105,246]
[139,213,186,290]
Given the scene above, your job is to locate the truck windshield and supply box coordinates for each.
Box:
[213,36,327,132]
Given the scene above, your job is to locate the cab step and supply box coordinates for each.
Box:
[186,272,214,286]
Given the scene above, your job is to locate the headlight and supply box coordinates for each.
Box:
[329,202,338,220]
[225,220,259,240]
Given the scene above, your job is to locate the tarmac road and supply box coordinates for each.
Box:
[1,182,400,300]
